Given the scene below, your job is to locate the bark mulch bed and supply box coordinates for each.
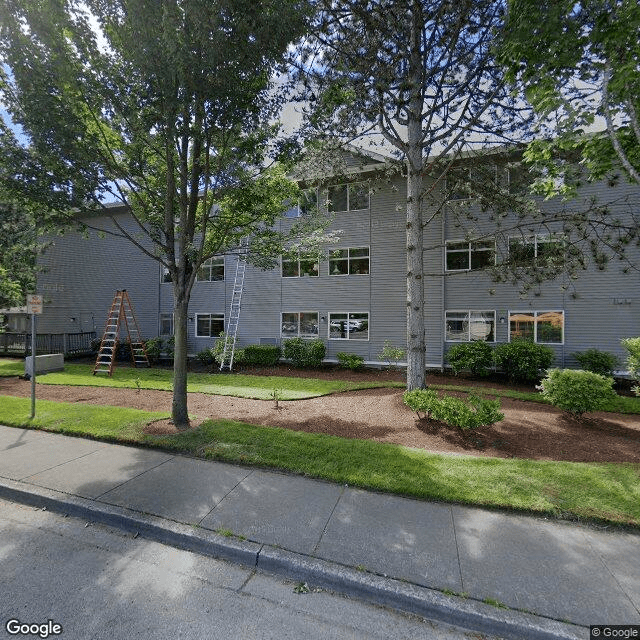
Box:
[1,365,639,464]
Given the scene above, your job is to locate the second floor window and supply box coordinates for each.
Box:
[282,255,319,278]
[196,257,225,282]
[446,240,495,271]
[508,234,565,267]
[329,247,370,275]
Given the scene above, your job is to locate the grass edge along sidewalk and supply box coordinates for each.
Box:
[1,395,639,528]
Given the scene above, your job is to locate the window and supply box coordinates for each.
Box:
[509,310,564,344]
[446,166,497,201]
[281,312,318,338]
[196,256,224,282]
[283,188,318,218]
[329,312,369,340]
[445,240,495,271]
[328,183,369,212]
[445,311,495,342]
[282,255,319,278]
[508,234,565,266]
[159,313,173,336]
[329,247,370,275]
[161,266,171,283]
[195,313,224,338]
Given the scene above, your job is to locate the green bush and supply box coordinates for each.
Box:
[243,344,281,366]
[336,352,365,371]
[493,340,555,383]
[403,389,504,429]
[571,348,619,377]
[196,347,215,365]
[622,337,640,380]
[283,337,326,368]
[378,340,405,368]
[143,337,163,365]
[539,368,617,416]
[446,341,494,377]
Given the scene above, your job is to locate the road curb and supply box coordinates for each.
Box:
[0,478,587,640]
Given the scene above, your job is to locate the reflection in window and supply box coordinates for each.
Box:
[445,311,495,342]
[329,247,370,275]
[282,256,319,278]
[509,311,564,344]
[329,312,369,340]
[328,183,369,212]
[281,312,319,338]
[196,257,224,282]
[445,240,495,271]
[508,234,565,266]
[195,313,225,338]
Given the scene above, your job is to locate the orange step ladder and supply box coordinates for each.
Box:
[93,290,150,376]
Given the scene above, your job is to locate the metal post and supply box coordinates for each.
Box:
[30,313,36,419]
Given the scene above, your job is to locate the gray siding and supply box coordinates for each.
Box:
[37,165,640,367]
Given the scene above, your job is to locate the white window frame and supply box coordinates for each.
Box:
[161,266,171,284]
[328,246,370,276]
[508,310,564,345]
[159,313,174,336]
[195,313,225,338]
[196,256,225,282]
[508,233,565,263]
[281,255,319,278]
[445,310,496,343]
[281,311,319,338]
[327,182,370,212]
[445,240,495,272]
[328,311,369,341]
[446,166,498,202]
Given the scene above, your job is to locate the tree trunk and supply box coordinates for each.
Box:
[405,160,426,390]
[172,295,190,429]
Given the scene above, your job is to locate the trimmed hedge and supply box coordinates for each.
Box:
[493,340,555,383]
[283,338,326,368]
[243,344,281,366]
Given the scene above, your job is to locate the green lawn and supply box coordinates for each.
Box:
[31,363,404,399]
[1,395,639,527]
[0,358,23,377]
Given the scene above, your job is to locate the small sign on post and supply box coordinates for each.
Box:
[26,294,43,419]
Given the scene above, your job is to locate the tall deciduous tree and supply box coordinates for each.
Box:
[502,0,640,188]
[0,0,322,427]
[295,0,531,390]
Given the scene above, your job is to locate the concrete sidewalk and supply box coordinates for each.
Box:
[0,425,638,640]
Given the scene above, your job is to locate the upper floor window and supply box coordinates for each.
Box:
[159,313,173,336]
[446,240,495,271]
[284,188,319,218]
[328,183,369,212]
[196,256,224,282]
[445,310,495,342]
[329,247,370,276]
[161,266,171,283]
[509,310,564,344]
[508,234,565,266]
[282,255,319,278]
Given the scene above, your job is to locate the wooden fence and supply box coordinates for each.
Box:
[0,331,96,357]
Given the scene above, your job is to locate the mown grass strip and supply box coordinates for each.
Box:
[0,358,23,377]
[33,363,404,399]
[1,395,638,527]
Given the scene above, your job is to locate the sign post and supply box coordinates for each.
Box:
[26,294,43,419]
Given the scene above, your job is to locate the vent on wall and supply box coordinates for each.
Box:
[259,337,279,345]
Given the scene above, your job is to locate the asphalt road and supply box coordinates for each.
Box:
[0,498,501,640]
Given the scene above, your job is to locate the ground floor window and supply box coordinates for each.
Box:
[509,310,564,344]
[329,312,369,340]
[195,313,225,337]
[159,313,173,336]
[445,310,495,342]
[281,312,318,338]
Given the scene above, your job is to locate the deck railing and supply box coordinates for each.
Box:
[0,331,96,357]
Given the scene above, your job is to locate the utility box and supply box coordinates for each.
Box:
[25,353,64,377]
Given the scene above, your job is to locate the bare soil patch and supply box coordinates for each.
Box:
[1,368,639,463]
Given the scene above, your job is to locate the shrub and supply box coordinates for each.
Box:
[283,338,326,368]
[622,337,640,381]
[572,348,619,377]
[446,341,493,377]
[143,337,163,365]
[164,336,175,361]
[493,340,555,383]
[379,340,405,369]
[196,347,215,365]
[243,344,281,366]
[403,389,503,429]
[539,368,617,416]
[336,352,365,371]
